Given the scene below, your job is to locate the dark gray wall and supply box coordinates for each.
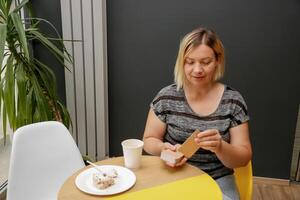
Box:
[31,0,66,104]
[107,0,300,179]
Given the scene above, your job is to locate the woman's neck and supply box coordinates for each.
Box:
[184,81,219,100]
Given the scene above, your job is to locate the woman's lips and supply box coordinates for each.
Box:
[192,76,205,79]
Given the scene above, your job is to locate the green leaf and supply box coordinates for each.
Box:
[2,101,7,144]
[34,59,57,96]
[0,23,6,68]
[10,12,29,59]
[15,63,27,127]
[3,0,12,17]
[31,75,51,120]
[33,61,59,119]
[0,1,5,15]
[0,10,6,22]
[25,87,33,124]
[3,55,16,130]
[0,88,2,125]
[29,30,71,64]
[0,77,4,103]
[13,0,29,14]
[26,17,61,38]
[57,101,71,128]
[33,104,41,122]
[34,59,56,85]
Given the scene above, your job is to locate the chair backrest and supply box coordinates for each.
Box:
[7,121,85,200]
[234,161,253,200]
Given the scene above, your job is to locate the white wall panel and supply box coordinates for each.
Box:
[60,0,108,160]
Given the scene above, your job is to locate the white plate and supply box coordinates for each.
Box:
[75,165,136,195]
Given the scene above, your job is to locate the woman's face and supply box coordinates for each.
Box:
[184,44,218,87]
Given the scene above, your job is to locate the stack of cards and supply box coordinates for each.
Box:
[160,149,184,165]
[160,130,200,165]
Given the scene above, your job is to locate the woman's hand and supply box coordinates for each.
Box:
[162,142,187,167]
[161,142,178,151]
[194,129,223,153]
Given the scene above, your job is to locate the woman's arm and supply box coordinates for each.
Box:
[143,108,167,156]
[195,122,252,169]
[216,122,252,168]
[143,108,188,167]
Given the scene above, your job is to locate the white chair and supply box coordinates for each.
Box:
[7,121,85,200]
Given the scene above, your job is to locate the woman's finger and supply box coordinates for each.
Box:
[199,140,222,153]
[163,142,176,151]
[199,141,219,148]
[175,157,187,167]
[174,143,181,150]
[196,129,218,138]
[197,135,221,142]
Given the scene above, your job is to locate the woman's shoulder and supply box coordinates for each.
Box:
[223,84,246,101]
[224,84,242,98]
[156,83,182,97]
[222,84,249,121]
[151,83,183,108]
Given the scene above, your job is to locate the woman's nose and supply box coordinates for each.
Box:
[194,63,204,73]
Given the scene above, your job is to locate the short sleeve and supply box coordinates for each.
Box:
[150,91,167,123]
[230,92,250,128]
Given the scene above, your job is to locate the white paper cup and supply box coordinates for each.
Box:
[121,139,144,169]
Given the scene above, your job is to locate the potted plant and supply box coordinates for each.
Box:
[0,0,72,144]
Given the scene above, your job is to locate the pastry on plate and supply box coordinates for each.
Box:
[92,168,119,189]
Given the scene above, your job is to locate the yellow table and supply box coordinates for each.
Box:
[58,155,222,199]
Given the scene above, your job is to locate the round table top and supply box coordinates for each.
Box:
[58,155,222,200]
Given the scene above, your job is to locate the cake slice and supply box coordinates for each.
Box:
[92,173,115,189]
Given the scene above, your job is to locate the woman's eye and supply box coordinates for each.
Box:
[201,61,211,66]
[186,60,194,64]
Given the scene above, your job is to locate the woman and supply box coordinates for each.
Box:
[142,27,252,200]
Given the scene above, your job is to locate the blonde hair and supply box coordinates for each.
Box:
[174,27,225,90]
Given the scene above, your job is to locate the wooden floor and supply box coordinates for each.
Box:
[253,182,300,200]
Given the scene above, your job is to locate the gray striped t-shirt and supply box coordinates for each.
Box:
[150,83,250,179]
